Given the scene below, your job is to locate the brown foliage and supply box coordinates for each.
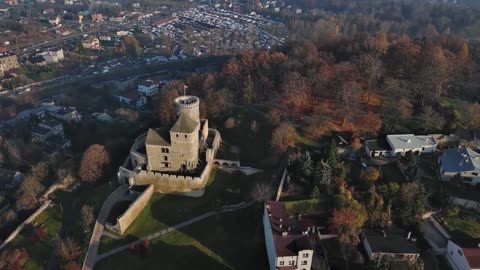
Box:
[56,238,81,262]
[328,208,362,246]
[62,261,81,270]
[79,144,110,183]
[0,248,29,270]
[271,122,296,153]
[354,112,382,137]
[360,167,380,183]
[80,204,95,233]
[251,183,273,202]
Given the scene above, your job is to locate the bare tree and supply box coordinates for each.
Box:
[271,122,296,153]
[251,183,273,202]
[80,205,95,233]
[56,238,81,262]
[16,176,44,209]
[79,144,110,183]
[419,106,445,133]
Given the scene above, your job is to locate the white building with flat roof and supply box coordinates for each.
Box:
[386,134,437,156]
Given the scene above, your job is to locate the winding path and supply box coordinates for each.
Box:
[82,185,129,270]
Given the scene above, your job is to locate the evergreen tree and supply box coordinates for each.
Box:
[299,151,313,178]
[326,142,339,169]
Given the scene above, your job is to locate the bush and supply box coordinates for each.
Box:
[284,199,321,216]
[224,117,236,128]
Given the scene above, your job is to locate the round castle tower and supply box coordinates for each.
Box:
[175,96,200,122]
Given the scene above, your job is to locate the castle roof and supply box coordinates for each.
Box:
[146,128,170,146]
[170,112,198,134]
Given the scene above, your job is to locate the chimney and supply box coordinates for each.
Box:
[407,232,412,239]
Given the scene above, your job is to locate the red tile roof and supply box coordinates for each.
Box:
[464,248,480,269]
[121,90,143,101]
[265,201,312,257]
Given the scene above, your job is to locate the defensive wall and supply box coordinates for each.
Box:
[107,185,154,235]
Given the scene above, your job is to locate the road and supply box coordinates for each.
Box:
[82,185,129,270]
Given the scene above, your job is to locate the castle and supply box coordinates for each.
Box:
[117,95,222,195]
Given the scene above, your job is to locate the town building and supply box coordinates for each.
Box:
[263,201,314,270]
[445,239,480,270]
[91,13,103,21]
[424,216,480,270]
[49,106,82,123]
[361,226,420,263]
[38,48,64,63]
[137,79,159,96]
[31,119,71,148]
[365,134,437,157]
[116,90,147,109]
[0,169,24,190]
[48,15,61,25]
[81,36,101,50]
[0,52,19,71]
[117,95,222,194]
[438,147,480,186]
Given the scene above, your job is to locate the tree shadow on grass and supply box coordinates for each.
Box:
[96,240,231,270]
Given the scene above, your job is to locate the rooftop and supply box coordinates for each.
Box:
[146,127,171,146]
[387,134,436,150]
[366,138,392,151]
[363,226,419,255]
[170,112,198,134]
[32,125,50,136]
[265,201,313,257]
[120,90,143,101]
[441,147,480,173]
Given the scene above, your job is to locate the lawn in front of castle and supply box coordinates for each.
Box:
[96,206,268,270]
[98,169,266,252]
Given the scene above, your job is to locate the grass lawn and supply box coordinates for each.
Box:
[380,163,406,182]
[96,207,268,270]
[295,130,323,148]
[99,170,266,252]
[444,215,480,239]
[9,205,63,270]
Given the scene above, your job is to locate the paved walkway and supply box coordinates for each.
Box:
[82,185,129,270]
[94,201,253,264]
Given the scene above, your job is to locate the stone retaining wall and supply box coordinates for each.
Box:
[112,185,154,235]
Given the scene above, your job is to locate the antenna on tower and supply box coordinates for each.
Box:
[183,84,188,96]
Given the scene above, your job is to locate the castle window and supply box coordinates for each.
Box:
[185,135,188,138]
[176,134,179,138]
[164,156,168,161]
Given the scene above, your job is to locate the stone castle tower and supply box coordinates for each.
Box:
[145,95,206,173]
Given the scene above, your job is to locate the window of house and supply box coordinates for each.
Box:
[458,250,464,256]
[473,172,479,176]
[289,260,295,266]
[301,261,307,265]
[463,177,473,183]
[302,254,309,258]
[278,261,284,266]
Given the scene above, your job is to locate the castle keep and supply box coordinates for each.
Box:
[117,95,221,194]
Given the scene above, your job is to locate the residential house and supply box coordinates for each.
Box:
[137,79,159,96]
[81,36,101,50]
[361,226,420,263]
[117,90,147,109]
[365,134,437,157]
[438,147,480,186]
[387,134,437,155]
[32,119,63,143]
[424,216,480,270]
[0,52,19,71]
[4,0,18,5]
[49,106,82,123]
[38,48,64,63]
[31,119,71,148]
[263,201,314,270]
[0,169,24,190]
[48,15,61,26]
[31,125,52,143]
[27,55,47,65]
[91,13,103,21]
[446,239,480,270]
[91,112,114,122]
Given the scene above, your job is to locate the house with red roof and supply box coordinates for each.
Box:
[116,90,147,109]
[263,201,314,270]
[446,239,480,270]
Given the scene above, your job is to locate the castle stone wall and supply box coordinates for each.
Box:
[114,185,154,235]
